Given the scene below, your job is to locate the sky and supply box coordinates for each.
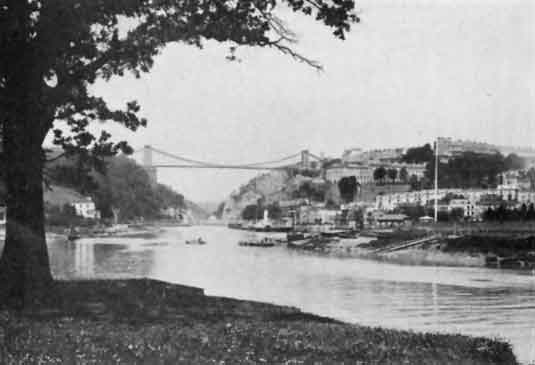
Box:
[70,0,534,204]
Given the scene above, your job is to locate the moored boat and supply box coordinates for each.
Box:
[185,238,206,245]
[238,237,277,247]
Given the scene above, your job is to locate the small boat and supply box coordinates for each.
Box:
[67,227,80,241]
[238,237,276,247]
[287,235,333,250]
[67,234,80,241]
[185,238,206,245]
[320,229,357,239]
[287,231,314,242]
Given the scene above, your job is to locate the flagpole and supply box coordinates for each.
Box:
[434,137,439,222]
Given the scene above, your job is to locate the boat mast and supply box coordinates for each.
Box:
[434,137,439,222]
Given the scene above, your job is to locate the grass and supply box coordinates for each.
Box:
[0,279,518,364]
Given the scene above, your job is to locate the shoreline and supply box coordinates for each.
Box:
[326,241,488,267]
[315,233,535,270]
[0,279,518,364]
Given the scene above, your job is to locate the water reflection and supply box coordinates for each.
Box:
[49,237,155,279]
[46,227,535,363]
[74,241,94,277]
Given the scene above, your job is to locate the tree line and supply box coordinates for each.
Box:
[46,155,185,223]
[483,204,535,222]
[425,151,525,189]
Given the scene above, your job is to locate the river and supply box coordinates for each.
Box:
[48,226,535,363]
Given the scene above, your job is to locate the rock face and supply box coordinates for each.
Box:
[219,170,340,220]
[221,170,291,221]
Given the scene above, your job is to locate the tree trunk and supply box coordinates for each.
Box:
[0,1,54,307]
[0,100,53,309]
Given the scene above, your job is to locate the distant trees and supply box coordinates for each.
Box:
[483,203,535,222]
[401,144,434,163]
[373,167,387,184]
[425,152,507,189]
[338,176,358,203]
[408,174,420,190]
[47,155,186,222]
[242,205,262,221]
[399,167,409,183]
[92,157,187,221]
[503,153,525,171]
[292,180,326,202]
[241,202,282,221]
[215,202,226,219]
[387,168,398,183]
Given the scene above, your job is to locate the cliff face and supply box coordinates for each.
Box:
[219,170,339,220]
[221,170,291,220]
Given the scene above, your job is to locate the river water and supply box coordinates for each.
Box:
[48,226,535,363]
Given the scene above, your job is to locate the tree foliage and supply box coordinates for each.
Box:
[0,0,359,305]
[241,201,281,221]
[401,144,434,164]
[425,152,507,189]
[373,166,386,184]
[337,175,357,203]
[483,203,535,222]
[292,180,326,202]
[386,168,397,183]
[399,167,408,183]
[503,153,525,171]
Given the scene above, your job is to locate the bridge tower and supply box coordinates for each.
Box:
[142,145,158,186]
[301,150,310,169]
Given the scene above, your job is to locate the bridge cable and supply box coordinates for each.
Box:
[148,146,302,168]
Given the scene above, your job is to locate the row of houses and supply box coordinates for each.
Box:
[325,161,426,185]
[375,185,535,218]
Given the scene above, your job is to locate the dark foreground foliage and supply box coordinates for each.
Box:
[0,279,517,364]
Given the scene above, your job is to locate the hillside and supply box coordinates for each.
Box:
[220,170,291,220]
[44,185,86,207]
[184,199,209,221]
[44,152,208,222]
[219,170,340,220]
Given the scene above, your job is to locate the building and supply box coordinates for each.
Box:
[325,163,374,185]
[297,204,337,225]
[375,188,488,212]
[448,199,476,218]
[325,161,425,185]
[73,197,100,220]
[437,137,499,158]
[373,213,410,228]
[499,170,520,186]
[388,162,427,179]
[496,184,519,202]
[342,147,405,164]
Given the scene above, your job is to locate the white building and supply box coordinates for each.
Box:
[325,163,374,185]
[375,188,488,211]
[73,197,100,219]
[342,148,405,163]
[448,199,477,218]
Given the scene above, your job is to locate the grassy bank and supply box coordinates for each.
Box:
[0,279,517,364]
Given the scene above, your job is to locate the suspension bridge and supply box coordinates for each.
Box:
[133,145,324,184]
